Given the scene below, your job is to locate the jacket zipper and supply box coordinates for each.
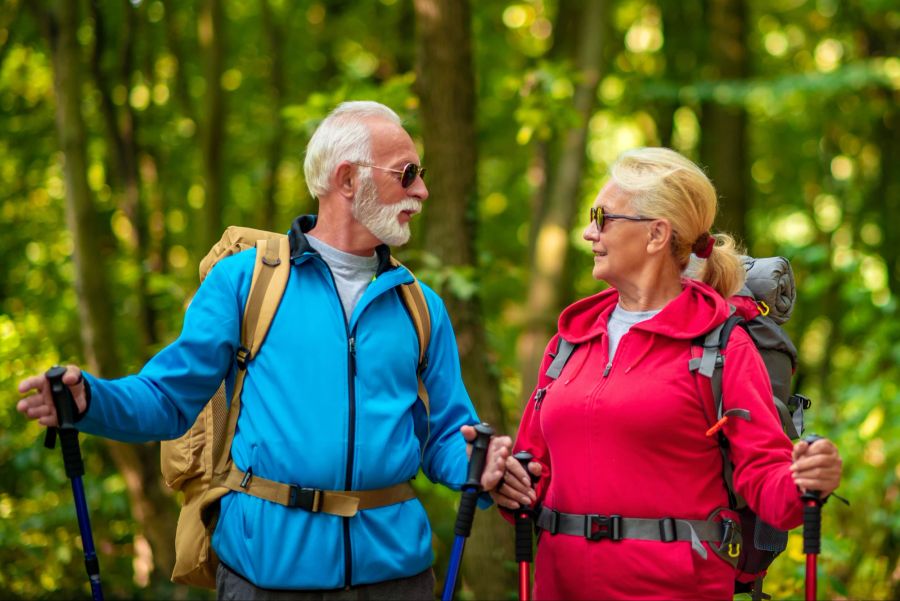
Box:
[344,332,357,588]
[316,256,357,589]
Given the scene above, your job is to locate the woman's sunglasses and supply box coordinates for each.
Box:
[590,206,654,231]
[353,162,426,189]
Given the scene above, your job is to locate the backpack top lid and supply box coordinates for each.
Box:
[737,256,795,325]
[685,255,796,325]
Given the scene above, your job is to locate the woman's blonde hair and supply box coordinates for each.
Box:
[609,147,745,298]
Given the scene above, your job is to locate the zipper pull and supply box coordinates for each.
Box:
[349,337,357,376]
[705,416,728,437]
[602,362,612,377]
[534,388,546,410]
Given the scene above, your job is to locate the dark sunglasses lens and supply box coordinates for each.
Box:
[401,164,419,188]
[591,207,603,230]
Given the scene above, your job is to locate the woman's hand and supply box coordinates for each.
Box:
[790,437,842,498]
[489,455,541,510]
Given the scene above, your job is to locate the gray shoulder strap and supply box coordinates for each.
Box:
[546,337,577,380]
[688,322,726,379]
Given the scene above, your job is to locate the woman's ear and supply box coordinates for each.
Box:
[646,219,672,255]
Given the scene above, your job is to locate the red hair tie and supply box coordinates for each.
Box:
[693,233,715,259]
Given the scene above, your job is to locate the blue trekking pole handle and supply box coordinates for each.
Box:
[441,423,493,601]
[45,366,104,601]
[801,434,824,601]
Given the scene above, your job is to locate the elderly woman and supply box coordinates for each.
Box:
[492,147,843,600]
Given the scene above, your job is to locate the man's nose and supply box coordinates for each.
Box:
[408,173,428,201]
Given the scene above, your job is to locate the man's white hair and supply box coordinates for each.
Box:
[303,101,402,199]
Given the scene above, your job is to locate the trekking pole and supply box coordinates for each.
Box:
[801,434,824,601]
[513,451,539,601]
[44,366,104,601]
[441,423,493,601]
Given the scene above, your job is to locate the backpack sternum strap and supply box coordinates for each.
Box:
[221,466,416,518]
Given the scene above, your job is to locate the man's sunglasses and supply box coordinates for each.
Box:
[590,206,654,231]
[353,162,426,189]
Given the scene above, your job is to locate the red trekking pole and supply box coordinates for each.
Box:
[801,434,824,601]
[513,451,539,601]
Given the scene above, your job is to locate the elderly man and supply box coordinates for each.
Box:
[18,101,511,599]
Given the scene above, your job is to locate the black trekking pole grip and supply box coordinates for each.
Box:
[513,451,537,563]
[454,423,493,537]
[802,499,821,554]
[46,366,85,479]
[800,434,824,601]
[800,434,824,554]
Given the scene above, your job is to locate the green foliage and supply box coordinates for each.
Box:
[1,0,897,598]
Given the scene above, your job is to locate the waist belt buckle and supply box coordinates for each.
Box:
[287,486,323,512]
[585,514,622,542]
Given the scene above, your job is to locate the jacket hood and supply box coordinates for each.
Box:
[558,278,731,344]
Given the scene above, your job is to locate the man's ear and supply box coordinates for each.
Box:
[332,161,356,202]
[646,219,672,255]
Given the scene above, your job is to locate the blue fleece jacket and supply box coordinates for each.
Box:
[78,216,480,589]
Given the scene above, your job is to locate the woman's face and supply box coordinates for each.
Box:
[582,182,653,285]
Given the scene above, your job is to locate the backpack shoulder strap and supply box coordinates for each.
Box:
[239,235,291,366]
[214,235,290,477]
[390,258,432,418]
[689,312,751,510]
[546,336,577,380]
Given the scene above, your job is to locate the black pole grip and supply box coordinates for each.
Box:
[803,501,821,554]
[58,429,85,479]
[800,434,824,555]
[513,451,537,563]
[46,366,85,478]
[513,451,539,487]
[453,423,494,537]
[463,423,494,488]
[46,366,79,429]
[454,491,480,537]
[515,513,533,562]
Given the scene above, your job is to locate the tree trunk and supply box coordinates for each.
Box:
[89,0,158,357]
[38,0,178,580]
[700,0,749,245]
[199,0,226,249]
[259,0,286,231]
[518,0,607,397]
[413,1,513,598]
[657,0,704,147]
[42,0,119,377]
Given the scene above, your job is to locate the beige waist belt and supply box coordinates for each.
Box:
[222,466,416,518]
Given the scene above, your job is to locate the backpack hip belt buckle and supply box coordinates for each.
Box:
[584,514,623,541]
[287,486,323,512]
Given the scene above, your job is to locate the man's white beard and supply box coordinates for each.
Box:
[351,173,422,247]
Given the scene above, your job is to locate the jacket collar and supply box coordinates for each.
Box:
[288,214,395,276]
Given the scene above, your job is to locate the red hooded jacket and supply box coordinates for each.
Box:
[514,279,803,600]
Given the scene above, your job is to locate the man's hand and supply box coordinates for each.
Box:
[790,437,842,498]
[17,365,87,427]
[460,425,513,492]
[489,455,541,510]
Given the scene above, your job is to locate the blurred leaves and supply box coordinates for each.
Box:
[0,0,898,599]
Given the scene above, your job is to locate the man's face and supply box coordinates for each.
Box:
[351,120,428,247]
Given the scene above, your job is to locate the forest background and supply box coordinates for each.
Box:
[0,0,897,599]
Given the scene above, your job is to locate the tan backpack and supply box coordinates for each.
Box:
[159,226,432,589]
